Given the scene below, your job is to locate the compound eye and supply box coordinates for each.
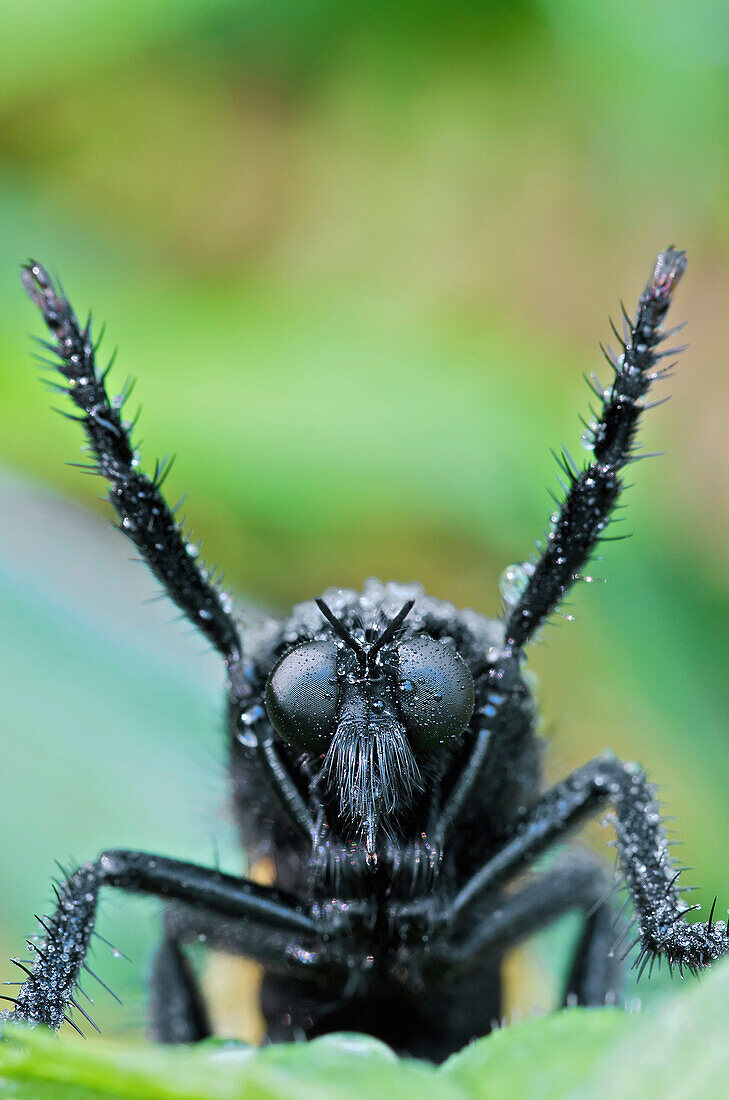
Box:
[395,637,475,751]
[265,640,339,752]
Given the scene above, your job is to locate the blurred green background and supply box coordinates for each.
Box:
[0,0,727,1038]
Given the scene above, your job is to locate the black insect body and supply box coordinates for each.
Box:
[3,250,727,1061]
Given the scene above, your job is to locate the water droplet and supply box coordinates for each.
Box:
[499,562,535,607]
[240,704,264,727]
[580,418,598,453]
[237,704,263,747]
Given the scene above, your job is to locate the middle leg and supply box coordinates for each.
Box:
[148,936,211,1044]
[443,754,728,975]
[444,848,624,1008]
[2,850,333,1034]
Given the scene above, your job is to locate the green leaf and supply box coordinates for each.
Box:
[0,1028,453,1100]
[3,962,729,1099]
[445,959,729,1098]
[442,1008,628,1098]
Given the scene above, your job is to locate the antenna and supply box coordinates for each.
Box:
[315,599,367,668]
[316,597,415,675]
[366,600,415,666]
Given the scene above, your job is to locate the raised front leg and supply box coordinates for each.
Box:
[443,754,728,975]
[504,248,687,649]
[21,262,241,666]
[0,850,322,1034]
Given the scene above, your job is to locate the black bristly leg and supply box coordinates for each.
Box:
[0,851,324,1033]
[148,895,349,1042]
[442,754,729,975]
[20,262,242,666]
[443,849,624,1007]
[564,889,624,1009]
[158,897,341,981]
[148,937,211,1044]
[505,248,687,650]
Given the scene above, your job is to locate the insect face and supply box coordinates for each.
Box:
[264,598,476,853]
